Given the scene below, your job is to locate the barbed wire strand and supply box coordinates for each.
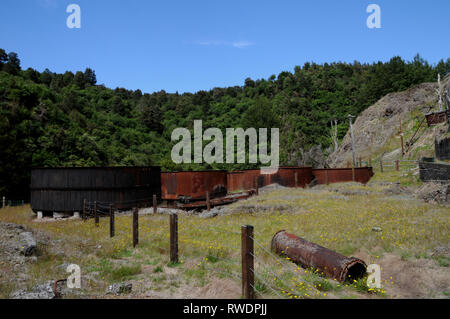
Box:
[250,251,309,297]
[250,269,285,299]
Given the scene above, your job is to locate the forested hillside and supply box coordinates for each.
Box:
[1,48,449,199]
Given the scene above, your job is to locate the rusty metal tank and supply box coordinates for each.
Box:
[161,170,228,201]
[227,167,313,192]
[312,167,374,184]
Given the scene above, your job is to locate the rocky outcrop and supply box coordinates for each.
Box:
[19,232,37,256]
[0,223,38,259]
[415,182,449,204]
[106,282,133,295]
[328,75,450,167]
[10,281,56,299]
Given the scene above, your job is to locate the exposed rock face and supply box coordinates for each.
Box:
[328,75,450,167]
[19,232,37,256]
[106,283,132,295]
[415,182,450,204]
[10,281,55,299]
[0,223,38,259]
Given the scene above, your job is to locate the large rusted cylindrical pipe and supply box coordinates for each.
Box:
[271,230,367,282]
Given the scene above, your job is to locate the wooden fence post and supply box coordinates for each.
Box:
[206,191,211,211]
[352,165,355,182]
[94,201,99,227]
[294,171,298,188]
[82,199,86,220]
[400,119,405,157]
[241,225,255,299]
[170,213,178,263]
[395,160,399,171]
[153,194,157,214]
[255,177,259,195]
[133,207,138,247]
[325,170,329,185]
[109,204,115,238]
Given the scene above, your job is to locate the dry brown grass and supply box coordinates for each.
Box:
[0,177,448,299]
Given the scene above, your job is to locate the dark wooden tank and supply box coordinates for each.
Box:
[30,166,161,213]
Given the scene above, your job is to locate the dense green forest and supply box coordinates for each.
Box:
[1,48,449,199]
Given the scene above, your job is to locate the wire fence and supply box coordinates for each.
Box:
[376,159,420,172]
[83,198,321,299]
[1,197,25,208]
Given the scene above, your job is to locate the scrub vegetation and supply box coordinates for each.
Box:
[1,168,448,299]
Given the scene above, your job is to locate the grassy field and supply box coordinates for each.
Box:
[0,169,449,299]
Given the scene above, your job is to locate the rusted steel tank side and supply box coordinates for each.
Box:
[241,169,265,189]
[161,172,178,200]
[358,167,374,183]
[271,230,367,282]
[312,168,374,184]
[227,167,313,191]
[30,166,161,212]
[227,171,245,192]
[226,169,261,191]
[161,171,227,200]
[227,169,269,191]
[268,167,313,188]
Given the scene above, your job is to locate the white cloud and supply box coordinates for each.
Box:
[231,41,255,48]
[197,40,225,46]
[196,40,255,49]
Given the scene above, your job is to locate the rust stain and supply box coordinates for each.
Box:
[227,167,314,192]
[161,170,228,201]
[425,110,448,126]
[312,168,374,185]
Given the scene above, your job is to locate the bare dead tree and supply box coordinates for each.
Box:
[445,89,450,110]
[436,74,443,111]
[330,119,339,151]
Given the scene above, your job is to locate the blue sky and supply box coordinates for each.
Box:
[1,0,449,93]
